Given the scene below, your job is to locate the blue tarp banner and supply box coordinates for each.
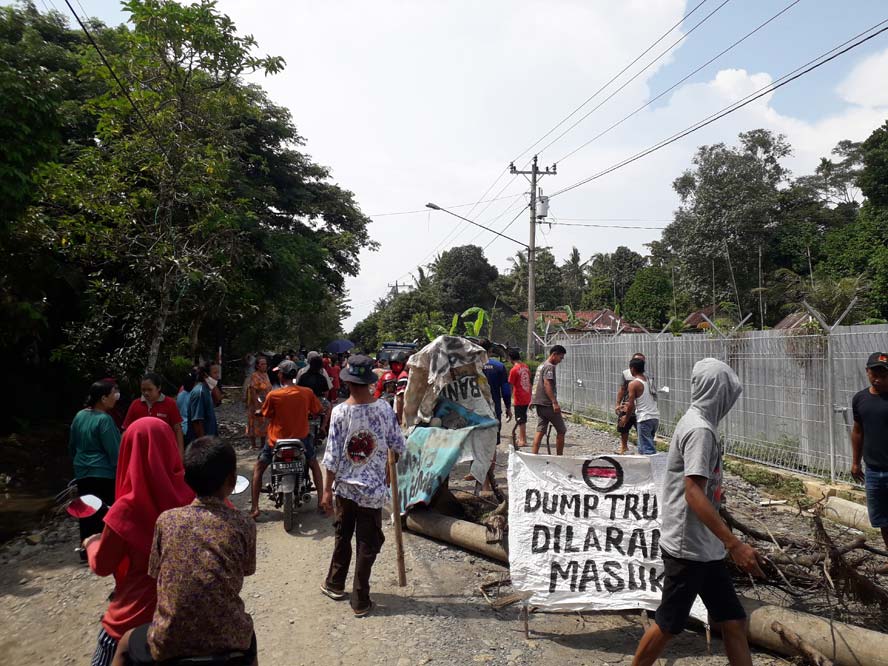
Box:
[397,401,498,513]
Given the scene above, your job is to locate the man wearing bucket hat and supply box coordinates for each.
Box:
[851,352,888,568]
[319,355,405,616]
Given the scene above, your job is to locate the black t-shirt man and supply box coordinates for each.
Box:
[853,387,888,470]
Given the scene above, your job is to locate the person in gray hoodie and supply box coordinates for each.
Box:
[632,358,764,666]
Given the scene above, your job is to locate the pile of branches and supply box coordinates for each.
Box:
[721,503,888,632]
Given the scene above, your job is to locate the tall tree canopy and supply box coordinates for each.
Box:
[0,1,374,429]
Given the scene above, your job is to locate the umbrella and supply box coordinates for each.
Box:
[326,339,355,354]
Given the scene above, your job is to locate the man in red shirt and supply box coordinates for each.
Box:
[250,360,323,520]
[122,372,185,460]
[507,349,532,448]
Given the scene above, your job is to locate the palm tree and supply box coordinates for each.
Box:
[772,269,868,325]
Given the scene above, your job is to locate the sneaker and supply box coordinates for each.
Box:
[320,584,347,601]
[353,601,374,617]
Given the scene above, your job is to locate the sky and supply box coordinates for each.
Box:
[23,0,888,330]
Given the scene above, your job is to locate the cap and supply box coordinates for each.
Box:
[866,352,888,370]
[307,351,321,360]
[272,359,298,375]
[340,355,377,384]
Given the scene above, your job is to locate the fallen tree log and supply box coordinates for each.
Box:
[771,620,834,666]
[405,511,888,665]
[405,510,508,563]
[823,496,870,532]
[742,598,888,666]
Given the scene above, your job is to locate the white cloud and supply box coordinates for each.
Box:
[837,47,888,107]
[215,2,888,331]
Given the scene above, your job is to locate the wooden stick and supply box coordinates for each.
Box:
[388,450,407,587]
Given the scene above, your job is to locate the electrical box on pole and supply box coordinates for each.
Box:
[535,194,549,220]
[510,156,557,361]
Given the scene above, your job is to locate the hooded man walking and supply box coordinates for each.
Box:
[632,358,764,666]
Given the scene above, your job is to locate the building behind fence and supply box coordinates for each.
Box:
[550,324,888,484]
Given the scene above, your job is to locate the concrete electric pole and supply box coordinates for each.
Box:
[510,155,556,361]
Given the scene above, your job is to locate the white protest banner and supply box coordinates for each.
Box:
[508,450,705,620]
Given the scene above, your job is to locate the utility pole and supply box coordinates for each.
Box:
[510,155,556,361]
[387,281,410,297]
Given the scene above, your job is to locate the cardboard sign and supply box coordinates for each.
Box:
[508,450,705,620]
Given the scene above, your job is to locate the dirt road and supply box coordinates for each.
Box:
[0,406,790,666]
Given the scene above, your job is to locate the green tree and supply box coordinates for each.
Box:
[662,130,791,313]
[858,120,888,207]
[623,267,673,329]
[560,247,586,309]
[430,245,498,313]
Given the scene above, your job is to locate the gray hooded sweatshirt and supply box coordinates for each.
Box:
[659,358,743,562]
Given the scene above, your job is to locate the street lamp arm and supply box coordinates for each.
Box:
[425,202,529,249]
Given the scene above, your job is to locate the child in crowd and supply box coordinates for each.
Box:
[112,437,257,666]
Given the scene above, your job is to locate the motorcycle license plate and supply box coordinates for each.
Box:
[274,462,303,474]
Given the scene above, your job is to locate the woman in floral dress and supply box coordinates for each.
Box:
[245,355,271,449]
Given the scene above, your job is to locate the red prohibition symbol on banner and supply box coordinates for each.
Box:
[581,456,624,493]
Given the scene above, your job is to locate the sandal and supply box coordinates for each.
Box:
[320,584,348,601]
[353,601,374,617]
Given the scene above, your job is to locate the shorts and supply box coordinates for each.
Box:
[865,466,888,528]
[616,410,637,434]
[535,405,566,435]
[655,552,746,635]
[258,437,316,466]
[125,623,257,665]
[514,405,529,425]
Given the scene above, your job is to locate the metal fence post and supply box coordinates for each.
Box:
[825,329,835,483]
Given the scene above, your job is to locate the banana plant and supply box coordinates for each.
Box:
[461,307,488,337]
[424,313,459,342]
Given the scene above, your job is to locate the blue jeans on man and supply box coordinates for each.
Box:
[865,466,888,528]
[637,418,659,455]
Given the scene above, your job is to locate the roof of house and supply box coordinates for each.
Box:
[774,311,814,330]
[520,308,644,334]
[683,305,718,329]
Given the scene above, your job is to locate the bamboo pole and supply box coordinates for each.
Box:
[388,451,407,586]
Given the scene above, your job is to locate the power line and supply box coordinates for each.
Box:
[446,177,521,247]
[62,0,168,160]
[425,204,528,248]
[557,217,673,222]
[444,1,718,258]
[483,204,530,251]
[465,192,528,245]
[544,221,668,230]
[535,0,733,158]
[550,19,888,199]
[554,0,802,164]
[512,0,714,164]
[367,193,521,217]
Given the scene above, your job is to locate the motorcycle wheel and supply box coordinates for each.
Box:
[283,491,295,532]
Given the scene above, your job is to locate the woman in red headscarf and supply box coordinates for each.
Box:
[82,417,194,666]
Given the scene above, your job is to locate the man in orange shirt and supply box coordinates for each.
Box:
[250,360,323,520]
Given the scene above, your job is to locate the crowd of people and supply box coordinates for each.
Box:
[64,341,888,666]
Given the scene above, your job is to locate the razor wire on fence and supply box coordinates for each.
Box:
[549,323,888,485]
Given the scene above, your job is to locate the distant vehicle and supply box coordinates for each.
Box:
[376,341,417,365]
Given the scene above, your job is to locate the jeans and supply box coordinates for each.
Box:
[637,419,659,455]
[865,466,888,528]
[325,497,385,611]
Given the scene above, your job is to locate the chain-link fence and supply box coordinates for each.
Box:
[550,324,888,484]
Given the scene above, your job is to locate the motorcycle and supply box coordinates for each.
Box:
[265,439,312,532]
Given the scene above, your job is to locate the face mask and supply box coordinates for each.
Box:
[112,391,121,401]
[206,376,218,390]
